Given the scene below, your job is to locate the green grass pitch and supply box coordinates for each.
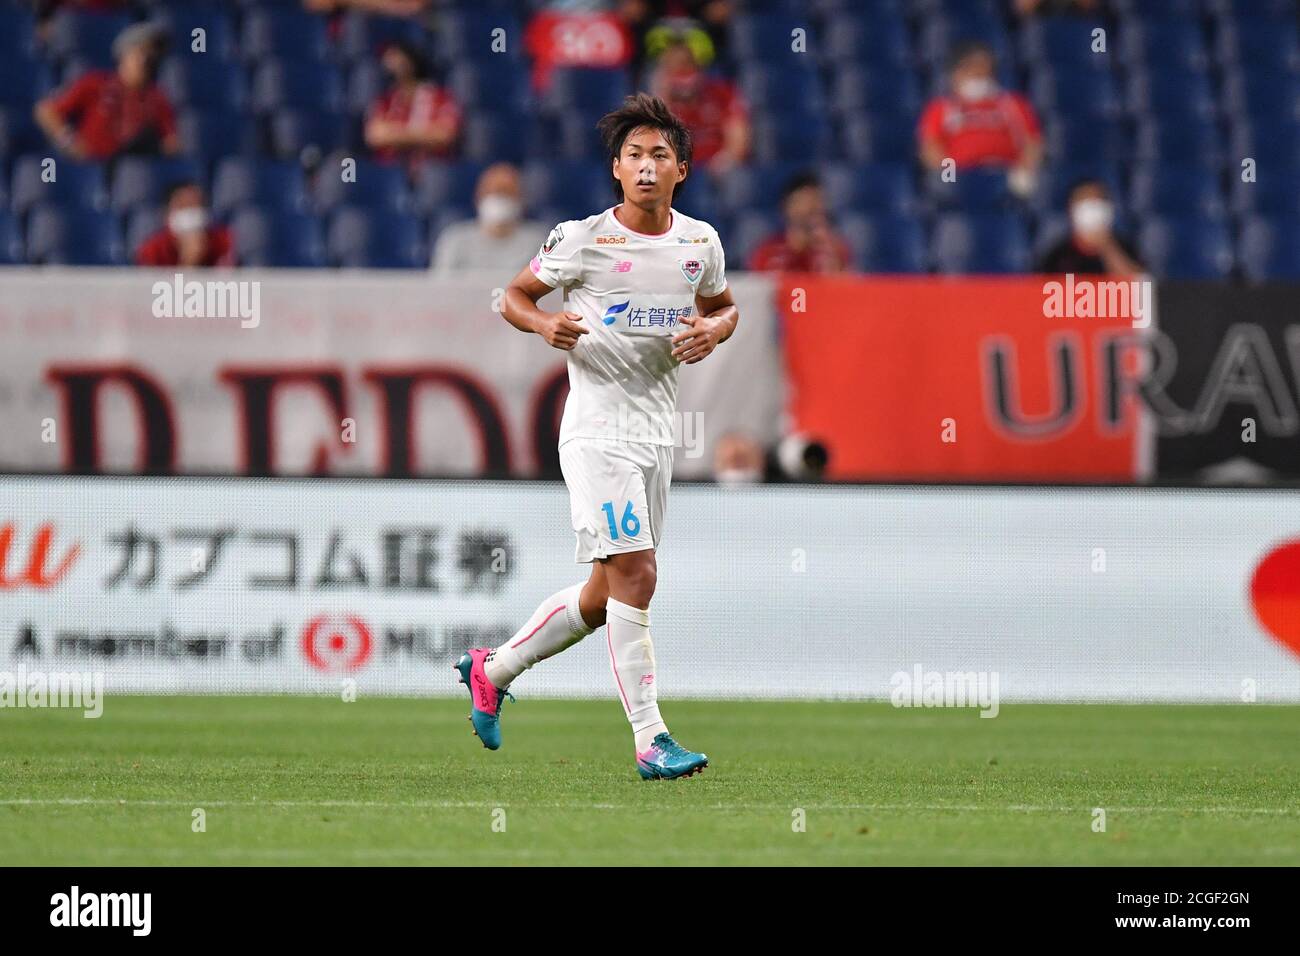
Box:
[2,696,1297,865]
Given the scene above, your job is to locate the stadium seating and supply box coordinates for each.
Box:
[0,0,1296,277]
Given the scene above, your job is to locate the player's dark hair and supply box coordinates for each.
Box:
[596,92,693,199]
[948,38,994,70]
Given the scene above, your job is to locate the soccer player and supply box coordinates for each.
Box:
[455,93,739,780]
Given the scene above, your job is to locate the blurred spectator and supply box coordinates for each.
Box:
[136,181,234,268]
[747,173,852,273]
[650,38,748,174]
[712,431,765,486]
[35,22,178,161]
[431,163,547,273]
[621,1,733,69]
[1037,179,1143,275]
[526,1,635,91]
[917,41,1042,197]
[304,0,431,15]
[364,40,461,167]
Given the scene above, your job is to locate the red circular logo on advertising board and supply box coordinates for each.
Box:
[301,614,373,673]
[1249,540,1300,659]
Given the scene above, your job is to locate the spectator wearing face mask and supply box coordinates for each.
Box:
[747,172,852,273]
[35,22,178,161]
[917,40,1043,197]
[649,38,749,175]
[712,432,766,487]
[431,163,548,273]
[136,181,234,267]
[1037,179,1143,275]
[365,40,461,168]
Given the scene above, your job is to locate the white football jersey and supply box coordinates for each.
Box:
[529,204,727,447]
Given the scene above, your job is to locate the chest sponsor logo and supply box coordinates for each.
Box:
[680,259,703,284]
[602,301,630,325]
[596,234,626,244]
[677,235,710,244]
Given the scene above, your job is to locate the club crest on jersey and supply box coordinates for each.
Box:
[541,225,564,255]
[680,259,703,284]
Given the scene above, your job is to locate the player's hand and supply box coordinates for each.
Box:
[533,310,588,350]
[671,314,727,364]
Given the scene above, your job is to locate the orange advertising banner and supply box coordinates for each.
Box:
[779,275,1144,481]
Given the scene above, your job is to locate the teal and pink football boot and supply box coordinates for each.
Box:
[454,648,513,750]
[635,732,708,780]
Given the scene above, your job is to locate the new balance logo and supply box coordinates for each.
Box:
[611,261,633,273]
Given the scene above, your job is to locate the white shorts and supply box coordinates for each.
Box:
[558,438,673,563]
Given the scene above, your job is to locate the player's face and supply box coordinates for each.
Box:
[613,128,686,208]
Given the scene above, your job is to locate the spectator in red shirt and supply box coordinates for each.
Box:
[917,40,1043,197]
[136,181,234,268]
[35,22,178,161]
[364,40,460,167]
[650,38,749,174]
[748,172,853,273]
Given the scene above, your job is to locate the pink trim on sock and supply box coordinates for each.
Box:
[607,622,631,714]
[510,605,565,648]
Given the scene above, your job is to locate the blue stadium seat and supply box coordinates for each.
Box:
[1043,118,1126,164]
[158,56,248,111]
[554,112,608,161]
[1138,216,1233,279]
[1019,17,1108,66]
[0,210,24,264]
[1028,69,1119,120]
[926,167,1013,212]
[434,10,523,62]
[1119,19,1209,72]
[840,115,919,163]
[462,114,535,164]
[729,210,782,267]
[839,213,927,273]
[412,160,488,218]
[1111,0,1200,18]
[0,6,37,61]
[822,162,917,216]
[1132,119,1223,167]
[739,66,823,114]
[241,8,330,61]
[828,65,923,119]
[821,15,911,66]
[919,17,1015,75]
[1237,216,1300,281]
[125,207,165,260]
[314,158,412,213]
[11,156,106,213]
[673,175,723,227]
[346,60,385,116]
[544,69,633,116]
[1130,165,1226,219]
[0,106,44,157]
[44,11,133,68]
[1228,155,1300,217]
[521,160,610,218]
[930,213,1030,274]
[25,206,125,265]
[1028,162,1124,217]
[1214,17,1300,72]
[229,207,325,267]
[327,207,426,268]
[337,11,429,62]
[730,15,818,64]
[1221,70,1300,124]
[154,5,237,60]
[752,113,833,163]
[716,162,810,214]
[252,60,344,114]
[0,57,53,108]
[269,110,351,162]
[446,61,530,113]
[109,157,205,214]
[1206,0,1298,16]
[212,158,308,216]
[177,109,261,160]
[1125,72,1216,120]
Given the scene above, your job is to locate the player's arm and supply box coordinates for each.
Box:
[672,287,739,365]
[501,266,588,351]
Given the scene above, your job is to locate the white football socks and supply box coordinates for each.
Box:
[484,582,593,689]
[605,597,669,752]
